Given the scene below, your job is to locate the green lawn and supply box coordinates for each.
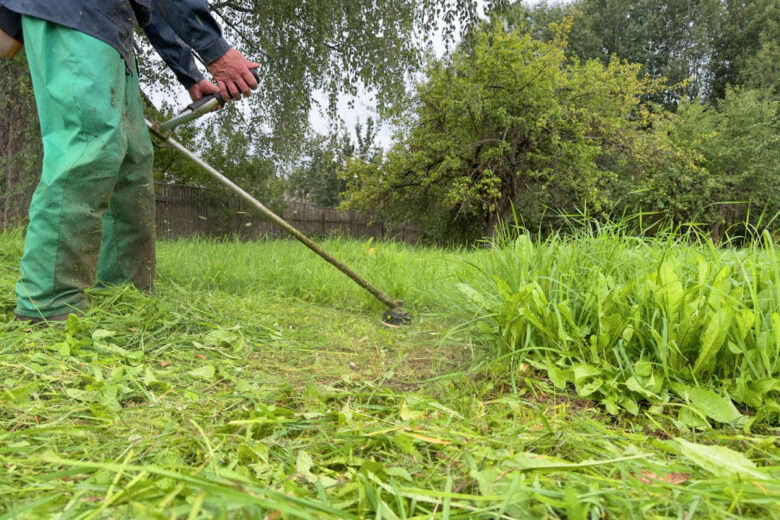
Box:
[1,229,778,519]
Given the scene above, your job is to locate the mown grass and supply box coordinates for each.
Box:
[1,229,778,519]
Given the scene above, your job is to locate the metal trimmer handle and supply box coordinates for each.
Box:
[158,67,260,133]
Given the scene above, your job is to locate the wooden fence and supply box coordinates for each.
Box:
[155,183,421,242]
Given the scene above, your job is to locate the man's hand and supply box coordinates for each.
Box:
[187,79,220,102]
[207,48,259,103]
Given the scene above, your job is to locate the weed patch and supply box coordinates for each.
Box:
[456,229,780,430]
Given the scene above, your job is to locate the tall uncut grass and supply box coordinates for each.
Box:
[456,222,780,429]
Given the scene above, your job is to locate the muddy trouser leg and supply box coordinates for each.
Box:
[14,16,155,319]
[96,63,156,291]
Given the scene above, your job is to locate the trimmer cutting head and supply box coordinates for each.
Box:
[382,306,411,326]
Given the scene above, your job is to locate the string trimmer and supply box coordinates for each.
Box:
[146,73,410,325]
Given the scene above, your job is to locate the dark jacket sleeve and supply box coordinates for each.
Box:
[152,0,231,65]
[142,3,204,89]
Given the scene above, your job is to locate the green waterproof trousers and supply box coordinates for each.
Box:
[15,16,156,319]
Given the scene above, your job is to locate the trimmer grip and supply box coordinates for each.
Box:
[183,68,260,112]
[186,92,224,112]
[158,67,261,132]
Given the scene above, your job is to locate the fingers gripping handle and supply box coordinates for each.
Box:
[157,68,260,133]
[185,67,260,112]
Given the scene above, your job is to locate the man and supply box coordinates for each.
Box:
[1,1,257,322]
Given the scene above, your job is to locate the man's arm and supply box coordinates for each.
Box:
[152,0,258,102]
[142,4,204,90]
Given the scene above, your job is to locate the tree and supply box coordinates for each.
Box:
[287,132,347,207]
[511,0,780,106]
[0,60,41,228]
[341,21,671,242]
[505,0,720,106]
[707,0,780,100]
[288,118,380,207]
[138,0,509,159]
[652,89,780,238]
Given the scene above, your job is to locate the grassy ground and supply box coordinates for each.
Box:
[1,229,778,519]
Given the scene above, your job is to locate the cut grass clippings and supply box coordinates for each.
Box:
[1,229,778,519]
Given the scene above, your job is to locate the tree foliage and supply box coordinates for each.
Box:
[627,88,780,238]
[341,21,673,241]
[496,0,718,105]
[286,133,349,208]
[708,0,780,100]
[132,0,510,210]
[341,11,780,243]
[508,0,780,106]
[287,119,380,207]
[139,0,508,158]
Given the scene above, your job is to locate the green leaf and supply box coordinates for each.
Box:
[709,265,731,293]
[182,390,199,402]
[620,396,639,415]
[676,406,709,429]
[204,329,239,346]
[674,438,769,480]
[546,357,566,390]
[625,376,658,399]
[577,379,602,397]
[385,467,413,482]
[657,261,684,318]
[296,450,315,481]
[92,329,116,341]
[602,397,619,415]
[65,388,98,402]
[187,365,215,380]
[456,283,492,309]
[672,383,742,424]
[693,307,732,375]
[572,364,601,383]
[771,313,780,361]
[633,360,653,378]
[54,341,70,357]
[235,379,257,393]
[399,400,424,421]
[100,388,122,412]
[65,312,82,334]
[6,382,38,403]
[392,433,418,456]
[730,378,764,409]
[734,309,755,341]
[621,324,634,343]
[143,367,160,386]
